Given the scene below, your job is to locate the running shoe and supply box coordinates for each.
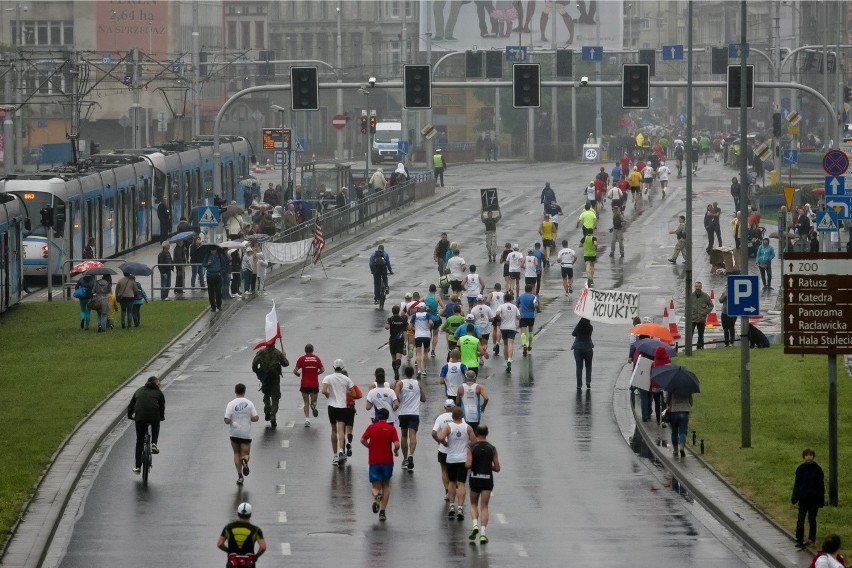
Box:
[311,403,318,418]
[408,455,414,470]
[241,458,250,476]
[469,524,479,540]
[346,442,352,457]
[237,475,244,485]
[506,360,512,372]
[338,451,347,463]
[480,534,489,544]
[430,350,436,358]
[305,418,311,427]
[373,493,381,514]
[448,505,456,518]
[379,510,387,522]
[332,454,339,465]
[493,343,499,355]
[271,419,277,428]
[522,346,528,357]
[151,443,159,454]
[132,467,141,474]
[456,509,464,521]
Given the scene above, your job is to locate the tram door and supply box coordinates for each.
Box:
[129,186,137,248]
[1,233,8,311]
[94,196,103,257]
[117,191,126,251]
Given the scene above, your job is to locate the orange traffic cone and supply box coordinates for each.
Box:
[705,290,720,327]
[663,307,681,340]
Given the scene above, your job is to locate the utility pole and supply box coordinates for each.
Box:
[551,9,558,150]
[400,4,408,164]
[131,48,141,149]
[336,3,344,161]
[772,0,781,157]
[425,6,433,168]
[594,13,601,143]
[3,57,13,175]
[684,0,694,356]
[738,0,752,449]
[15,4,24,170]
[191,0,201,138]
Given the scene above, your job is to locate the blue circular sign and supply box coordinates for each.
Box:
[822,149,849,176]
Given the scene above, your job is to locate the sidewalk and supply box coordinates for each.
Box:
[612,363,815,568]
[2,186,458,568]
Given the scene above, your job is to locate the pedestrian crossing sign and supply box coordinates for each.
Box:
[815,210,838,232]
[198,206,220,227]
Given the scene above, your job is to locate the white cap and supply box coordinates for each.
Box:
[476,294,485,301]
[465,314,475,322]
[404,292,412,299]
[237,502,252,516]
[333,359,345,369]
[444,399,455,409]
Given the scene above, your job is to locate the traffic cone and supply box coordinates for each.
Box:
[663,307,681,340]
[705,289,720,327]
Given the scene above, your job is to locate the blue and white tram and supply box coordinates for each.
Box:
[0,136,250,278]
[0,194,27,313]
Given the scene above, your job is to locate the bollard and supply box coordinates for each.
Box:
[692,430,696,445]
[700,439,705,454]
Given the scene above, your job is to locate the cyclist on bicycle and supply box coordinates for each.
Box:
[127,375,165,474]
[369,244,393,304]
[218,502,267,567]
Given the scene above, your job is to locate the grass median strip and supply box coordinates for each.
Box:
[0,299,206,541]
[686,346,851,548]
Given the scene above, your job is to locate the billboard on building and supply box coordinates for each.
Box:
[419,0,623,52]
[96,1,170,57]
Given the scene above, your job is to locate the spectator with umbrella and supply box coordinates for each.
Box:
[73,273,97,330]
[173,237,189,296]
[157,242,174,300]
[115,272,139,329]
[653,364,700,457]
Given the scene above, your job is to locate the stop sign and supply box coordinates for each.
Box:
[332,114,347,130]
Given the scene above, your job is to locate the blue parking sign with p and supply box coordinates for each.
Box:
[726,275,760,317]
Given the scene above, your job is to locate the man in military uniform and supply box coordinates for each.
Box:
[251,344,289,428]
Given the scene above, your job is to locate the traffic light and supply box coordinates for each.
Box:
[465,50,483,78]
[621,64,650,109]
[403,64,432,109]
[39,206,53,227]
[638,49,656,76]
[360,115,368,134]
[290,66,319,111]
[844,86,852,103]
[726,64,754,109]
[512,63,540,108]
[485,51,502,79]
[556,49,573,78]
[369,115,377,134]
[711,47,727,75]
[772,113,782,137]
[199,51,208,78]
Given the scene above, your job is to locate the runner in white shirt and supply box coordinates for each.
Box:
[505,245,524,297]
[437,407,476,520]
[224,382,260,486]
[394,365,426,470]
[486,284,505,354]
[494,293,520,371]
[606,185,624,211]
[523,251,538,293]
[469,295,495,353]
[642,165,656,193]
[366,369,399,424]
[409,303,434,377]
[557,239,578,294]
[461,266,483,309]
[656,162,671,198]
[446,249,467,294]
[440,349,468,398]
[431,399,463,500]
[321,359,355,465]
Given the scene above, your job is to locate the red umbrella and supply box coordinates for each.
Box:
[71,260,103,274]
[249,202,273,212]
[810,187,825,195]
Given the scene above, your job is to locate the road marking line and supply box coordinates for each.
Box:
[276,485,286,494]
[496,513,507,524]
[514,544,528,557]
[193,365,210,372]
[281,440,290,448]
[278,461,286,470]
[280,543,291,555]
[278,511,287,523]
[173,374,190,381]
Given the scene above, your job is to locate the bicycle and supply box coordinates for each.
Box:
[141,425,153,484]
[377,272,390,310]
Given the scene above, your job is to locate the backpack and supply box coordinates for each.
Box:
[674,146,684,160]
[373,252,386,269]
[613,215,623,230]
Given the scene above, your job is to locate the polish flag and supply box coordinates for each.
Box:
[254,301,282,349]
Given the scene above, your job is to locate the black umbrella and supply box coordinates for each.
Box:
[650,364,700,396]
[222,204,244,219]
[85,266,117,276]
[244,233,272,243]
[632,338,677,358]
[189,243,225,263]
[118,262,153,276]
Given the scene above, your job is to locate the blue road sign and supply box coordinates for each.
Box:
[198,206,220,228]
[782,149,799,165]
[825,175,846,196]
[825,195,852,219]
[822,149,849,176]
[726,275,760,317]
[728,43,750,59]
[102,56,112,65]
[505,46,527,62]
[398,141,409,156]
[295,138,305,153]
[581,46,603,61]
[815,210,839,232]
[661,45,684,61]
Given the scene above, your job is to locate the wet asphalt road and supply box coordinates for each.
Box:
[57,160,770,567]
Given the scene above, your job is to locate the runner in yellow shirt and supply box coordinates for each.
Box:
[538,213,555,267]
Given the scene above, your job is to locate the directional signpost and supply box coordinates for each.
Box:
[815,210,839,232]
[726,275,760,316]
[728,42,750,59]
[581,46,603,62]
[661,45,684,61]
[505,46,527,62]
[825,196,852,219]
[783,252,852,505]
[825,175,845,195]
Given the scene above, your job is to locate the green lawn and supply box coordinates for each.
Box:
[0,299,206,540]
[686,346,851,546]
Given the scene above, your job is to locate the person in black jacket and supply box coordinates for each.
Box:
[127,376,166,474]
[791,447,825,548]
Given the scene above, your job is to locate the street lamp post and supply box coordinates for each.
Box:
[336,4,343,161]
[15,2,27,170]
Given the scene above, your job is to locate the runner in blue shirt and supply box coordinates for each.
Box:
[516,284,539,357]
[532,243,545,294]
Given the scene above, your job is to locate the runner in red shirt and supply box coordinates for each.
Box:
[361,408,400,522]
[293,344,325,428]
[619,153,631,174]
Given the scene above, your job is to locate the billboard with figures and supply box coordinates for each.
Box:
[419,0,624,52]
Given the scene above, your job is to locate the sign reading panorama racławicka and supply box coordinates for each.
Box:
[783,252,852,354]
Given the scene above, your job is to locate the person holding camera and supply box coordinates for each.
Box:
[609,205,625,258]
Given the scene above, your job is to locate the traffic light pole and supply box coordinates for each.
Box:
[211,80,836,198]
